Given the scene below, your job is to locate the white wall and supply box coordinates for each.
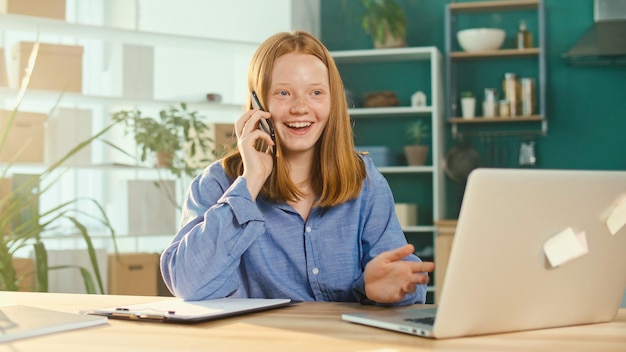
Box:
[129,0,320,112]
[292,0,321,37]
[137,0,293,42]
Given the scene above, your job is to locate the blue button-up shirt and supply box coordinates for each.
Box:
[160,155,427,306]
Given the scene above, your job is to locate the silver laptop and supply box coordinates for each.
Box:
[342,168,626,338]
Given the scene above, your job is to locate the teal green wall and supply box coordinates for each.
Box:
[322,0,626,218]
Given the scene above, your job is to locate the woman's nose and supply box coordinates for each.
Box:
[289,97,310,114]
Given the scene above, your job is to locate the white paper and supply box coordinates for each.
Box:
[543,227,588,268]
[606,195,626,236]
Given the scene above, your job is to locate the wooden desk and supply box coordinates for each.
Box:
[1,291,625,351]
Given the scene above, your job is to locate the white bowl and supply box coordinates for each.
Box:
[457,28,505,52]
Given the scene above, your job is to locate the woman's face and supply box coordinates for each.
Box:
[267,52,331,159]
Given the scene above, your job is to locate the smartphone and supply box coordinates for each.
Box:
[251,91,276,154]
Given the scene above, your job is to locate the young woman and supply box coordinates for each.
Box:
[160,31,434,306]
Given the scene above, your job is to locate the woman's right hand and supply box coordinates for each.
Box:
[235,108,275,199]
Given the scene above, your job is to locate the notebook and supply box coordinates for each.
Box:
[342,168,626,339]
[0,305,108,343]
[82,298,295,323]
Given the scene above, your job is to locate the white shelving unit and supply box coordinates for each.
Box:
[332,46,445,226]
[0,86,242,111]
[0,2,319,295]
[331,46,445,298]
[0,12,253,254]
[0,13,253,110]
[0,13,258,50]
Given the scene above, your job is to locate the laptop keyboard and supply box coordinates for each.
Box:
[404,316,436,326]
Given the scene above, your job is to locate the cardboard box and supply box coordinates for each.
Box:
[46,248,108,294]
[210,123,236,157]
[185,123,235,168]
[108,179,178,236]
[108,253,158,296]
[10,42,83,92]
[123,44,154,99]
[355,146,396,167]
[395,203,417,227]
[0,48,8,86]
[0,178,10,234]
[3,174,39,236]
[0,0,66,20]
[45,107,92,165]
[12,257,35,291]
[0,110,47,163]
[0,177,10,193]
[128,180,177,235]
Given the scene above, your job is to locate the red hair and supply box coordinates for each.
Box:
[223,31,365,207]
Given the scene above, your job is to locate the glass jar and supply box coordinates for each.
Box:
[499,100,510,117]
[520,78,536,116]
[483,88,498,117]
[502,73,520,116]
[516,20,532,49]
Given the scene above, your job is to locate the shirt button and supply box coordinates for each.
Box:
[306,226,312,233]
[312,268,319,275]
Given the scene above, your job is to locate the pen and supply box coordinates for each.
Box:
[113,307,176,320]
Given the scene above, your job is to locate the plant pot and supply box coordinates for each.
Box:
[404,145,429,166]
[461,97,476,119]
[156,150,174,168]
[373,22,407,49]
[374,34,407,49]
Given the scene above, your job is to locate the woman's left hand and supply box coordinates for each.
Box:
[363,244,435,303]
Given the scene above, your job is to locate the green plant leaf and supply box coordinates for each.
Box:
[0,34,119,294]
[111,102,215,179]
[33,241,48,292]
[66,216,105,294]
[46,264,97,294]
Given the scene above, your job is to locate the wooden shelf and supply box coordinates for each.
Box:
[0,87,242,110]
[449,0,539,13]
[445,0,547,139]
[449,115,543,123]
[450,48,540,60]
[378,166,434,173]
[403,225,436,233]
[349,106,433,117]
[332,46,439,63]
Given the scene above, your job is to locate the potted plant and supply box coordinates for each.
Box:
[460,91,476,119]
[404,120,430,166]
[0,126,117,293]
[112,103,214,178]
[1,97,116,293]
[343,0,409,48]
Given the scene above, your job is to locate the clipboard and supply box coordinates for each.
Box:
[81,298,296,324]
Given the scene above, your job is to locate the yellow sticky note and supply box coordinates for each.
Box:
[606,195,626,236]
[543,227,588,268]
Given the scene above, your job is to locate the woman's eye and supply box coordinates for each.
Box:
[278,91,289,96]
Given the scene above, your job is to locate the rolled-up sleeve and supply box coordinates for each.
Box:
[160,164,265,300]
